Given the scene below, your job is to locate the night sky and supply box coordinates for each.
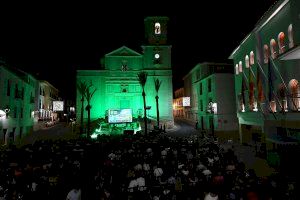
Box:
[0,1,276,100]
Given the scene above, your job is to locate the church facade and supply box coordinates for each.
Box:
[76,16,174,128]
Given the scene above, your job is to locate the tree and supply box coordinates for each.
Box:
[84,82,97,137]
[154,78,162,128]
[137,71,148,135]
[76,81,88,134]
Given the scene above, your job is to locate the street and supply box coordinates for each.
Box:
[21,122,76,145]
[167,117,200,137]
[169,118,275,177]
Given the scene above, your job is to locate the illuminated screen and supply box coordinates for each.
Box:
[182,97,190,107]
[108,109,132,123]
[53,101,64,111]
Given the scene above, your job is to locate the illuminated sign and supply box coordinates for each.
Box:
[108,109,132,123]
[53,101,64,111]
[182,97,190,107]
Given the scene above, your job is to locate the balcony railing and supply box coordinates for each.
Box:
[238,96,300,114]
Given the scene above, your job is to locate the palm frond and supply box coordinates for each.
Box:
[137,71,148,87]
[76,81,88,95]
[154,78,162,93]
[84,83,97,102]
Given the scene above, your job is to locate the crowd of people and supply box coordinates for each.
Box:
[0,133,297,199]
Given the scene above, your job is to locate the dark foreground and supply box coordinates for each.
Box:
[0,132,297,200]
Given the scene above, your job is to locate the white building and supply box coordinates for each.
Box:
[183,62,238,140]
[0,64,37,145]
[35,80,59,123]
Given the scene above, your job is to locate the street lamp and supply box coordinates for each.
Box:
[207,102,217,137]
[0,107,10,119]
[0,110,6,118]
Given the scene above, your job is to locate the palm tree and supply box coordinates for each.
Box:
[84,82,97,137]
[76,81,88,134]
[154,78,162,128]
[138,71,148,135]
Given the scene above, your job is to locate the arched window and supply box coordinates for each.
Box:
[235,64,239,75]
[263,45,269,64]
[288,24,294,48]
[270,39,277,59]
[154,22,161,34]
[250,51,255,65]
[278,32,285,53]
[245,55,250,68]
[289,79,300,111]
[239,61,243,73]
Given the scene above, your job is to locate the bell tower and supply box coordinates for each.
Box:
[144,16,169,45]
[142,16,171,69]
[141,16,174,128]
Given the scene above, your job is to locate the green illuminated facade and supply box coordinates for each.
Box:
[229,0,300,169]
[76,16,174,127]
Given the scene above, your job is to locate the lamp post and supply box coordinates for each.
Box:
[0,110,6,118]
[207,102,216,138]
[0,108,10,145]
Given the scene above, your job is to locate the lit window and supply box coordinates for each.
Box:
[263,45,269,64]
[239,61,243,73]
[235,64,239,75]
[278,32,285,54]
[154,22,161,34]
[245,55,250,68]
[250,51,255,65]
[270,39,277,59]
[288,24,294,48]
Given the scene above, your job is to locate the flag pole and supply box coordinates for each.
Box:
[241,70,268,119]
[256,61,278,119]
[249,64,283,111]
[270,57,298,110]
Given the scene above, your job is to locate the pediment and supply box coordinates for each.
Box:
[105,46,142,57]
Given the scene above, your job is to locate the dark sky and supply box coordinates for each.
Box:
[0,1,276,100]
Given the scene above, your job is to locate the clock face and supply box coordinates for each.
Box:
[154,53,160,59]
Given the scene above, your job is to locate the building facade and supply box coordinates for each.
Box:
[0,65,37,144]
[76,16,174,129]
[35,80,59,122]
[183,63,238,138]
[183,64,199,122]
[229,0,300,170]
[173,88,185,117]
